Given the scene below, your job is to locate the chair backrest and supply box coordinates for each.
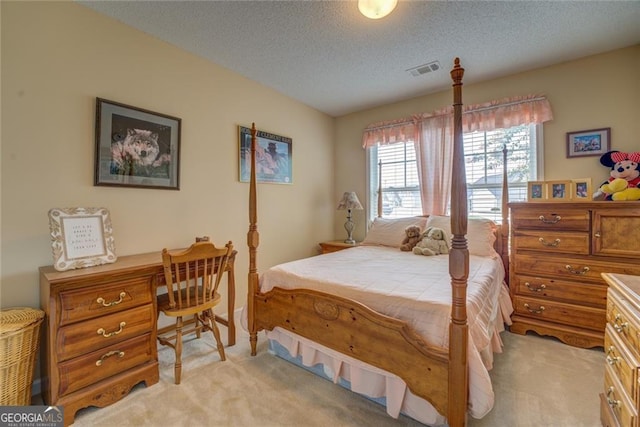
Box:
[161,240,234,310]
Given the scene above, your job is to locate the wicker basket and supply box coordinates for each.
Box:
[0,307,45,405]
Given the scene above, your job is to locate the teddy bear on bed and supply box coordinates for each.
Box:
[400,225,422,251]
[592,150,640,201]
[413,226,450,256]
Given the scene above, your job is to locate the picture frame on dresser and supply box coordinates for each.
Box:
[47,207,117,271]
[566,127,610,158]
[527,181,546,201]
[546,180,571,201]
[94,98,181,190]
[571,178,592,201]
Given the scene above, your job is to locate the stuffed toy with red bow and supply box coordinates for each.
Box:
[593,151,640,201]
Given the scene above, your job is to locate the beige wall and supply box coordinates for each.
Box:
[335,45,640,241]
[1,2,335,311]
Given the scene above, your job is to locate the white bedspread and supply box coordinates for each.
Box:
[254,246,513,425]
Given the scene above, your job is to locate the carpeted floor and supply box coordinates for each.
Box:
[69,324,604,427]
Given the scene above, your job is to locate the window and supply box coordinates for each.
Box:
[465,124,540,222]
[367,124,541,222]
[367,141,422,219]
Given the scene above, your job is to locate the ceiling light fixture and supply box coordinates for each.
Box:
[358,0,398,20]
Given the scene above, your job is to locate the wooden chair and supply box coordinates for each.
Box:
[157,239,233,384]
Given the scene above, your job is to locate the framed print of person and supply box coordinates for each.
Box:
[238,125,293,184]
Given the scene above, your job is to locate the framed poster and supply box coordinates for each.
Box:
[94,98,181,190]
[48,207,117,271]
[566,128,610,158]
[238,125,292,184]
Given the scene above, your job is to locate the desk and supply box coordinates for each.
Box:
[39,249,236,425]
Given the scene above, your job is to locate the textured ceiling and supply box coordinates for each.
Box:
[79,0,640,117]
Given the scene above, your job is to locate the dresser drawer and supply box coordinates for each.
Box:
[607,289,640,356]
[512,274,607,308]
[513,254,640,285]
[605,324,639,405]
[511,208,590,231]
[57,333,155,397]
[513,296,605,331]
[58,277,154,325]
[604,364,638,427]
[512,230,589,255]
[56,304,154,361]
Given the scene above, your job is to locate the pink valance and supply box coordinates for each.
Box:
[362,95,553,148]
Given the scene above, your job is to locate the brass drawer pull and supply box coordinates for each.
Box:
[524,303,545,314]
[565,265,589,275]
[606,386,622,408]
[96,350,124,366]
[606,347,621,365]
[538,237,560,247]
[524,282,546,292]
[614,314,629,333]
[96,292,126,307]
[97,321,126,338]
[538,215,561,224]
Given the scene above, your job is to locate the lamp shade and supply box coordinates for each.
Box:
[337,192,363,210]
[358,0,398,20]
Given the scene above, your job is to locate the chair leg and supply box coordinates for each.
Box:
[194,313,201,339]
[207,309,226,361]
[174,316,183,384]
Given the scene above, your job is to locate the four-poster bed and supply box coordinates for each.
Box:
[245,59,511,426]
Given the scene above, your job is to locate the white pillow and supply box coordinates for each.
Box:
[425,215,496,257]
[361,217,428,248]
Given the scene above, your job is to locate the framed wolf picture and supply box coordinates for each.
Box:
[94,98,181,190]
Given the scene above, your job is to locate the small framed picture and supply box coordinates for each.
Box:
[527,181,546,201]
[566,128,611,158]
[571,178,592,201]
[95,98,181,190]
[48,207,117,271]
[546,180,571,202]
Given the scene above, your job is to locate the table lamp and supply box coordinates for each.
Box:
[337,191,363,244]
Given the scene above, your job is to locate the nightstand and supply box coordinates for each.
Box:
[319,240,359,254]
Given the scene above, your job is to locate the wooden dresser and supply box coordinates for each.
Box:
[40,253,161,426]
[509,202,640,349]
[601,273,640,427]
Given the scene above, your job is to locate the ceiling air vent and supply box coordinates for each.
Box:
[407,61,441,77]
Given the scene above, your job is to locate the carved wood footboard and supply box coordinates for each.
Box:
[251,287,450,415]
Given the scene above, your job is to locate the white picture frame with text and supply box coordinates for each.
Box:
[48,207,117,271]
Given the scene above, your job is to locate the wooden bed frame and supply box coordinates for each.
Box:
[246,59,509,427]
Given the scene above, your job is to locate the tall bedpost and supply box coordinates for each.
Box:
[501,146,510,283]
[247,123,260,356]
[377,161,383,218]
[448,58,468,427]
